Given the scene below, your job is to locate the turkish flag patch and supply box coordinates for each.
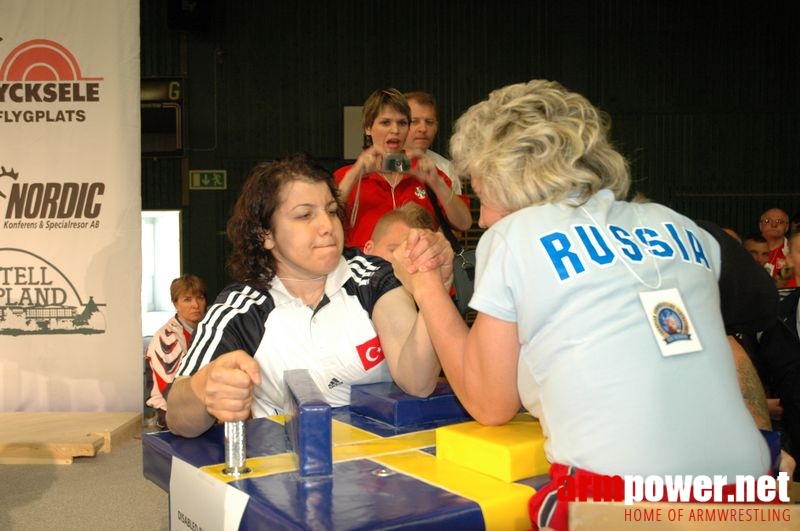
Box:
[356,336,384,371]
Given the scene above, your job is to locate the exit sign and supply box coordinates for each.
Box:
[189,170,227,190]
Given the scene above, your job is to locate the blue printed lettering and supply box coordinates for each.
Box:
[634,227,674,258]
[540,223,711,280]
[664,223,690,261]
[540,232,585,281]
[575,225,615,267]
[609,225,644,262]
[686,229,710,269]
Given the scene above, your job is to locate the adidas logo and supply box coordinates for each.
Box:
[327,377,343,389]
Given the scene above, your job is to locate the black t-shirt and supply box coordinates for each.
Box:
[696,219,778,337]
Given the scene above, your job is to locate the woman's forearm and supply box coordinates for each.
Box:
[166,373,216,438]
[430,176,472,231]
[412,276,521,425]
[394,309,441,397]
[440,192,473,231]
[372,288,440,397]
[337,160,367,201]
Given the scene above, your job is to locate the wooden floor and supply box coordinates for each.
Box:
[0,412,141,464]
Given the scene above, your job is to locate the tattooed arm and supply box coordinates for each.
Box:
[729,335,771,430]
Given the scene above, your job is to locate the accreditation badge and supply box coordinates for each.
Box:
[639,288,702,357]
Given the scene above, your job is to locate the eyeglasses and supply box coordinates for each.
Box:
[759,218,788,225]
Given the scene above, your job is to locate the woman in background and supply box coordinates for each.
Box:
[144,274,207,429]
[334,88,471,249]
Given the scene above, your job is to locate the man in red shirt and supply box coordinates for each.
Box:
[759,207,791,281]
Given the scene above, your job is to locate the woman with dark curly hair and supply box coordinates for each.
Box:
[166,153,452,438]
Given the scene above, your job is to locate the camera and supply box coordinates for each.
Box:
[381,153,411,173]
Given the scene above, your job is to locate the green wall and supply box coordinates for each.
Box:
[141,0,800,299]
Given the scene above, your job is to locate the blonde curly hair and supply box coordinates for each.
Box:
[450,79,630,212]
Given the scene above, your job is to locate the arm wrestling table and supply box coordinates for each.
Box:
[142,378,551,530]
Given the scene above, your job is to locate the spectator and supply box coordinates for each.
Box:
[363,202,436,261]
[722,226,741,243]
[757,285,800,480]
[334,88,471,249]
[790,211,800,235]
[758,207,790,280]
[403,91,462,193]
[782,230,800,288]
[697,220,785,444]
[743,232,771,269]
[144,274,207,429]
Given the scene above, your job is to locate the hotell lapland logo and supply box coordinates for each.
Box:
[0,248,105,336]
[0,38,104,123]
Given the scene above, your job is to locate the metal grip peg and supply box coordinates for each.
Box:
[222,420,251,476]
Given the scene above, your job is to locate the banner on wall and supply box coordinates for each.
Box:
[0,0,141,411]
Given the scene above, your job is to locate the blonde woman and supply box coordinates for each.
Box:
[392,80,773,531]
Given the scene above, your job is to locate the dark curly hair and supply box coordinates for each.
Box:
[226,153,344,289]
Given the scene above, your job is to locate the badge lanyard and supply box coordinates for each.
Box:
[580,205,702,357]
